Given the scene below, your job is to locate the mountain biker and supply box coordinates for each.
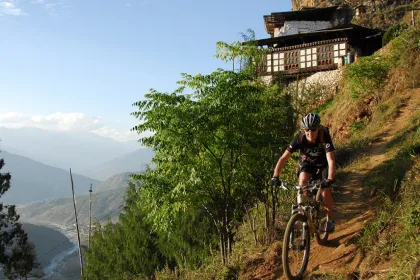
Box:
[271,113,336,233]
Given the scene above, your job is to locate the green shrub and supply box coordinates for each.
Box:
[408,203,420,228]
[383,24,407,46]
[313,98,336,114]
[344,56,391,100]
[350,119,368,133]
[222,265,239,280]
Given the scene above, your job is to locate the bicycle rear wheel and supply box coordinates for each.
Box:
[282,213,310,280]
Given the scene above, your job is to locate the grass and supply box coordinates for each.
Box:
[312,98,336,114]
[357,126,420,278]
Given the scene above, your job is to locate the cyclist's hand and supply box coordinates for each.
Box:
[321,179,334,188]
[271,176,281,187]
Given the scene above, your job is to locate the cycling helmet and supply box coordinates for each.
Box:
[301,113,320,130]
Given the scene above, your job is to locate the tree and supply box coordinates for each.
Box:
[0,155,33,276]
[131,51,294,263]
[3,240,40,280]
[84,182,167,279]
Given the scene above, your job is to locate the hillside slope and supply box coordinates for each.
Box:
[0,150,100,205]
[18,186,127,228]
[81,148,153,180]
[241,88,419,280]
[240,24,420,278]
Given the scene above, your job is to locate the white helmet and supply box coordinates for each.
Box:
[301,113,320,130]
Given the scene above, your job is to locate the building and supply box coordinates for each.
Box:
[256,6,382,79]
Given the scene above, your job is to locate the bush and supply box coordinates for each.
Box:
[383,24,407,46]
[344,56,391,101]
[350,119,368,133]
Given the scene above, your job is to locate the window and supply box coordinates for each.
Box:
[300,48,317,69]
[284,50,299,70]
[317,45,333,65]
[333,42,347,64]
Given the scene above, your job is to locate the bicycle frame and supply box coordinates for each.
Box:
[290,184,326,236]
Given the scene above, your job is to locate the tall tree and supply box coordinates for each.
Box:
[132,58,294,263]
[84,182,166,280]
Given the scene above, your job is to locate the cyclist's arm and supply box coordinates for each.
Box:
[326,151,336,181]
[273,150,292,177]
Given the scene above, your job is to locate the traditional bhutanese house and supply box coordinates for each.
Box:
[256,6,382,79]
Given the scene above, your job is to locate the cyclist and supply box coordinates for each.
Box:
[271,113,336,232]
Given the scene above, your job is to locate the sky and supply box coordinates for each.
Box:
[0,0,292,142]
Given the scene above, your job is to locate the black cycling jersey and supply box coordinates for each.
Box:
[286,127,335,167]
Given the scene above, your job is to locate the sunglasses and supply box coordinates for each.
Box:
[304,128,318,132]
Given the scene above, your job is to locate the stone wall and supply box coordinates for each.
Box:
[288,69,343,97]
[287,69,343,113]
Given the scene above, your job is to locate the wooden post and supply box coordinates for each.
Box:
[70,168,84,277]
[88,183,92,250]
[413,9,415,26]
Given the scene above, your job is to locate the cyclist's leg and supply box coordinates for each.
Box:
[320,166,335,232]
[320,166,333,218]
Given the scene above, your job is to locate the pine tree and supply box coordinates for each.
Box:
[0,154,36,279]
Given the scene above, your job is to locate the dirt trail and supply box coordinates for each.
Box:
[241,89,419,280]
[305,89,419,279]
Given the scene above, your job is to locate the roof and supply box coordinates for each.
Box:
[256,24,382,48]
[263,6,339,36]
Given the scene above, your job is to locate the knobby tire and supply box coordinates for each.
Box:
[282,213,310,280]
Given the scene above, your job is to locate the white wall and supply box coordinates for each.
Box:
[274,21,333,37]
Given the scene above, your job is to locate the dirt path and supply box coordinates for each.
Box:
[305,89,419,279]
[241,89,419,280]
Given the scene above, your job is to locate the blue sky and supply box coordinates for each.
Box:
[0,0,291,141]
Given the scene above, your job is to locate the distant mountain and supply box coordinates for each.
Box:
[95,172,136,192]
[18,186,127,228]
[81,148,154,180]
[0,150,100,205]
[0,127,141,173]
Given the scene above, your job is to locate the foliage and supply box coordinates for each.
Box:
[3,240,40,280]
[357,120,420,278]
[349,119,368,133]
[312,98,336,114]
[215,29,267,74]
[84,182,167,279]
[344,56,391,101]
[388,26,420,87]
[382,24,407,46]
[131,68,294,266]
[0,155,35,278]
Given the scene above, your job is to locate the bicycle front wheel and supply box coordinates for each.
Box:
[315,205,329,245]
[282,213,310,280]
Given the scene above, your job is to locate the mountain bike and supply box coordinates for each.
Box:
[279,181,330,280]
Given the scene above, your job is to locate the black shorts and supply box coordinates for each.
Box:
[298,162,328,181]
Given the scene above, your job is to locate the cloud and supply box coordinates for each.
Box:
[0,1,24,16]
[0,112,140,142]
[31,0,67,16]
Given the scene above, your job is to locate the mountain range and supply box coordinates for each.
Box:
[82,149,154,180]
[18,185,129,228]
[1,150,101,205]
[0,127,153,180]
